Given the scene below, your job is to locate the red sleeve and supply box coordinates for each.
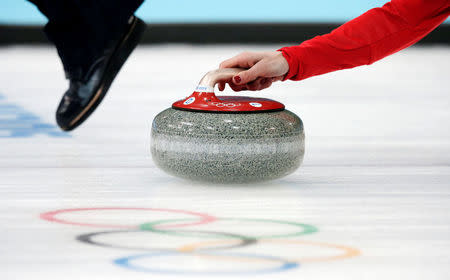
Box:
[279,0,450,81]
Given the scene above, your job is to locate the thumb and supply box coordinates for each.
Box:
[234,64,262,85]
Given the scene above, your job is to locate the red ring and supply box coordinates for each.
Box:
[40,207,216,229]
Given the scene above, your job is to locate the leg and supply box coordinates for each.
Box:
[28,0,146,131]
[29,0,144,79]
[28,0,85,77]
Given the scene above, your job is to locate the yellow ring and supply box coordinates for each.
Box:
[178,239,361,263]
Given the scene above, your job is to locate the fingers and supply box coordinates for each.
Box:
[219,52,265,69]
[218,80,248,92]
[227,77,273,92]
[218,51,286,92]
[219,76,278,92]
[229,83,247,92]
[246,77,273,91]
[218,82,226,91]
[233,61,265,85]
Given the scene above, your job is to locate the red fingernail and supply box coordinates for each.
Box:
[234,76,241,83]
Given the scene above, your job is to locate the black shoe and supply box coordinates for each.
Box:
[56,16,146,131]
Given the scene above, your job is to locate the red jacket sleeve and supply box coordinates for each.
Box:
[279,0,450,81]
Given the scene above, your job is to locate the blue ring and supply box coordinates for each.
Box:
[114,251,299,275]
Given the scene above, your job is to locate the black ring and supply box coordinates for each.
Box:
[76,229,258,252]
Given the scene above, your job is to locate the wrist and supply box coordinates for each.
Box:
[279,47,304,81]
[276,51,290,79]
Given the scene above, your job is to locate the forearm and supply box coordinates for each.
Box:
[280,0,449,81]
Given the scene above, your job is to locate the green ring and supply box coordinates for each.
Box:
[140,218,318,239]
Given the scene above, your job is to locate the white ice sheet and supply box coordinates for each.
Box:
[0,45,449,280]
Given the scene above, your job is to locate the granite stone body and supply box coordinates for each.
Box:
[151,108,305,183]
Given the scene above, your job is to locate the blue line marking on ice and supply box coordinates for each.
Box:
[0,94,69,138]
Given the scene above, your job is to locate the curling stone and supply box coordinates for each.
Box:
[151,68,305,183]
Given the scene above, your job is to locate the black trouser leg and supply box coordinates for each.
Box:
[28,0,144,80]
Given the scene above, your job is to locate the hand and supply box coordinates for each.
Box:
[218,51,289,92]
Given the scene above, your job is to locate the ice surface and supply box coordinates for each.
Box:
[0,45,449,280]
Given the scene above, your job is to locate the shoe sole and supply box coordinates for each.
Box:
[61,17,146,131]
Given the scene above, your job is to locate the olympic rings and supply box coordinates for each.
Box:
[40,207,361,275]
[177,239,361,263]
[210,102,240,108]
[40,207,216,229]
[114,252,299,275]
[76,229,257,252]
[140,217,318,239]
